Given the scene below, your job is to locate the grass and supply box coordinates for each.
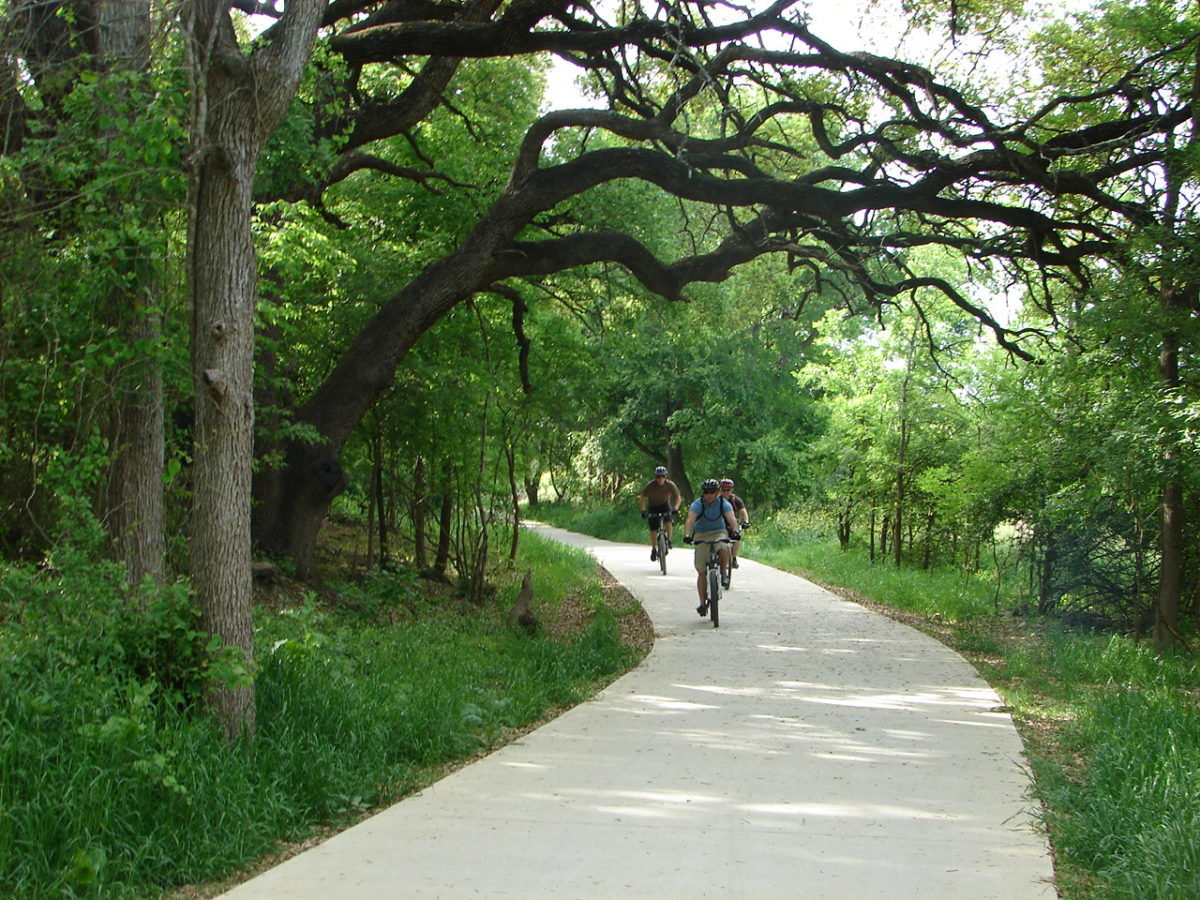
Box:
[0,528,645,899]
[525,501,645,545]
[530,501,1200,900]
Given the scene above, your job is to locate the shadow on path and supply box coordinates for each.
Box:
[219,524,1055,899]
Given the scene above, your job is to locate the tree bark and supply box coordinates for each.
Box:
[106,307,165,585]
[94,0,165,586]
[1154,314,1185,649]
[183,0,321,739]
[413,456,428,570]
[1151,40,1200,650]
[435,491,453,575]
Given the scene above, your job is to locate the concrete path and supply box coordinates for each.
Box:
[219,524,1055,899]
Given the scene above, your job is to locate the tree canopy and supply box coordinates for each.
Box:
[3,0,1200,737]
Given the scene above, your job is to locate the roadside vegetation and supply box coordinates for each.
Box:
[528,502,1200,900]
[0,524,645,899]
[5,3,1200,899]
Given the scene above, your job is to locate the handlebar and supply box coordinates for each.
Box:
[685,535,736,545]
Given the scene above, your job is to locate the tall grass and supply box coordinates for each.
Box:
[526,501,645,545]
[0,530,637,898]
[533,502,1200,899]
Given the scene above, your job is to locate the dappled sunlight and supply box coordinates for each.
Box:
[738,801,955,821]
[813,742,932,761]
[883,728,934,741]
[747,712,819,729]
[664,727,798,756]
[525,786,728,823]
[625,693,720,712]
[673,682,764,697]
[794,692,949,712]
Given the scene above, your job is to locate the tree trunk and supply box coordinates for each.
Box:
[505,442,520,562]
[96,0,164,586]
[189,135,258,736]
[837,497,852,550]
[1151,47,1200,647]
[106,307,165,585]
[375,443,389,565]
[1154,315,1185,649]
[435,491,452,575]
[413,457,428,570]
[922,510,934,570]
[666,443,692,505]
[366,426,379,568]
[892,331,916,568]
[182,0,321,739]
[524,475,540,506]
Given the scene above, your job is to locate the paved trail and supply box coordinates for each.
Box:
[220,524,1055,899]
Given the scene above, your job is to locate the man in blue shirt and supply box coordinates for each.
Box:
[683,478,740,615]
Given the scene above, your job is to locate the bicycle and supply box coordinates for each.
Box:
[686,533,737,628]
[727,520,751,588]
[646,509,676,575]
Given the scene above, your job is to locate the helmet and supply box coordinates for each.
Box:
[701,478,720,493]
[719,478,734,489]
[654,466,668,477]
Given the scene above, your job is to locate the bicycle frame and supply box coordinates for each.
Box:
[649,509,674,575]
[691,536,731,628]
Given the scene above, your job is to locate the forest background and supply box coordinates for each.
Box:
[3,0,1200,896]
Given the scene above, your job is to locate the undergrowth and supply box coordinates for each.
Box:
[0,528,641,899]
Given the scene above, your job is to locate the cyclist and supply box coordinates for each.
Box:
[683,478,741,615]
[719,478,751,567]
[638,466,682,562]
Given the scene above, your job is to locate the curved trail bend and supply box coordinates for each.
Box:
[220,523,1054,899]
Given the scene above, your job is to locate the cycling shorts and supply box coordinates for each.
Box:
[646,503,673,530]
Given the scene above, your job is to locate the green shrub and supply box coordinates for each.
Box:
[0,530,638,898]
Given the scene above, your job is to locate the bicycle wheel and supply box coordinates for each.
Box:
[707,566,720,628]
[657,530,668,575]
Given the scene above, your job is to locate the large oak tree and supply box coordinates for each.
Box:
[248,1,1199,650]
[5,0,1197,743]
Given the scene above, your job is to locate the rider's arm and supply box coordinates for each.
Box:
[723,500,739,532]
[684,509,698,536]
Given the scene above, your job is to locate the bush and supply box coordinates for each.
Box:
[0,530,639,898]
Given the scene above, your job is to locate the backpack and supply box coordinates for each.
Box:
[696,497,730,525]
